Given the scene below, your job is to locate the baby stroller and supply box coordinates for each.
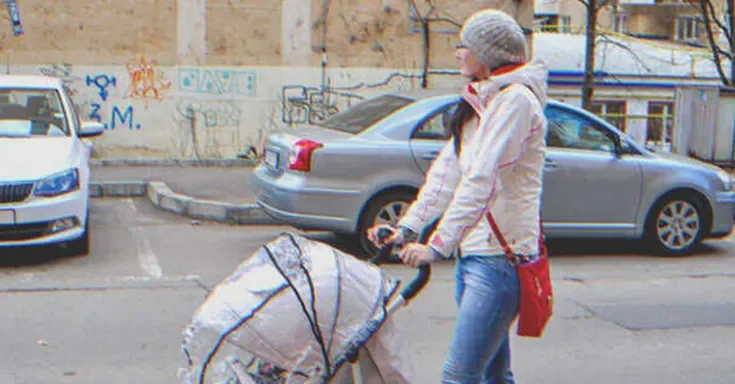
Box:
[178,230,431,384]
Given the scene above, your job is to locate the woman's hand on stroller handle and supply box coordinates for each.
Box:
[367,224,403,248]
[368,226,432,304]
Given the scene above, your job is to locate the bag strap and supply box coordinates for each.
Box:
[486,212,544,263]
[486,211,516,262]
[484,83,544,261]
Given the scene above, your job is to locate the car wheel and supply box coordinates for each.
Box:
[645,194,705,256]
[356,191,415,259]
[65,215,90,257]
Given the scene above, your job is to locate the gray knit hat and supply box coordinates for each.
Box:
[460,9,528,71]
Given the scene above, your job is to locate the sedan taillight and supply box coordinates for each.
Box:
[288,139,323,172]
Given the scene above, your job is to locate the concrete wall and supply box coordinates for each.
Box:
[9,62,466,159]
[0,0,532,159]
[0,0,178,65]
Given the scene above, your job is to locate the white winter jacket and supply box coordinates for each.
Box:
[398,59,549,258]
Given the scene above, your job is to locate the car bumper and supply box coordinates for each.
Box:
[709,190,735,237]
[0,189,88,247]
[251,165,361,233]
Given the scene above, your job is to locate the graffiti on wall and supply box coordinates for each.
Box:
[172,100,245,159]
[126,57,172,103]
[88,103,142,130]
[86,74,116,101]
[280,72,425,125]
[39,63,81,96]
[174,100,242,128]
[281,86,363,125]
[84,72,142,130]
[178,68,256,97]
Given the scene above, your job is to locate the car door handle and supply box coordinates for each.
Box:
[422,151,440,160]
[544,159,558,169]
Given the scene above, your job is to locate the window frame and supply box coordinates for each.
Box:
[545,105,625,154]
[646,100,675,149]
[590,100,627,133]
[411,103,455,141]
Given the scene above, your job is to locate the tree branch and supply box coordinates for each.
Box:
[409,0,421,18]
[598,0,613,12]
[596,33,653,73]
[699,0,731,85]
[425,17,462,28]
[715,45,734,60]
[426,3,437,19]
[575,0,592,11]
[704,0,734,48]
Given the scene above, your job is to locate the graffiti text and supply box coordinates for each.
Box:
[178,68,256,96]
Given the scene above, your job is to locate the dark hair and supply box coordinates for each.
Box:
[448,65,515,155]
[449,99,476,156]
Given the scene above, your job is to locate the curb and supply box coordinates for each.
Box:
[90,181,279,225]
[91,158,257,167]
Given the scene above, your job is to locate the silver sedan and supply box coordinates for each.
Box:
[251,91,735,257]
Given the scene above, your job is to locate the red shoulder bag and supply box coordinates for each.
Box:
[486,212,553,338]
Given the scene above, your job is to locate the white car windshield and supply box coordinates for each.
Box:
[0,88,68,138]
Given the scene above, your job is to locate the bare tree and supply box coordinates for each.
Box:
[688,0,735,85]
[408,0,462,88]
[576,0,614,110]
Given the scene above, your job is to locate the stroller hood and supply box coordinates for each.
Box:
[179,232,415,384]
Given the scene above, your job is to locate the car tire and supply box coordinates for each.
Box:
[66,214,90,257]
[356,190,416,259]
[644,193,706,256]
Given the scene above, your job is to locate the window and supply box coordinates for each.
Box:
[590,100,626,132]
[614,14,628,34]
[534,15,573,33]
[413,108,452,140]
[647,101,675,150]
[0,87,69,137]
[318,95,413,134]
[559,16,572,33]
[676,16,699,41]
[545,106,618,153]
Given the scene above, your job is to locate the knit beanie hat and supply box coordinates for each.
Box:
[460,9,528,71]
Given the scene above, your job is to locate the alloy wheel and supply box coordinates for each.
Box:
[655,200,700,251]
[373,201,410,227]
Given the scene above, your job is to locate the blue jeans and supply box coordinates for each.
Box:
[441,255,520,384]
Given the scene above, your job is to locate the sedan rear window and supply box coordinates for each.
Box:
[318,95,414,134]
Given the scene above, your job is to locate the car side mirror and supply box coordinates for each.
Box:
[79,121,105,138]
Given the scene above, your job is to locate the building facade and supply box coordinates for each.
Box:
[0,0,535,159]
[533,0,732,151]
[0,0,729,158]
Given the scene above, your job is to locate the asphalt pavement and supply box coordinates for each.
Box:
[2,198,735,383]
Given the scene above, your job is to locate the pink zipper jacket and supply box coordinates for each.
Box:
[398,59,549,258]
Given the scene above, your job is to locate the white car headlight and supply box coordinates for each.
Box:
[716,169,733,191]
[34,168,80,197]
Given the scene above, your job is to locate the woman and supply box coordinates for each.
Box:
[367,9,549,384]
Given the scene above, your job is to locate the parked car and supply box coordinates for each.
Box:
[0,75,104,256]
[251,90,735,257]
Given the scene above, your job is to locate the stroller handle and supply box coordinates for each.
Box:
[370,228,431,303]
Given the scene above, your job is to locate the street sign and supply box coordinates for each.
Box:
[6,0,23,36]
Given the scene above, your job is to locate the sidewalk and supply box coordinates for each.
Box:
[89,164,274,225]
[91,165,257,205]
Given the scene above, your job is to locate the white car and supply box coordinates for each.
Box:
[0,75,104,256]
